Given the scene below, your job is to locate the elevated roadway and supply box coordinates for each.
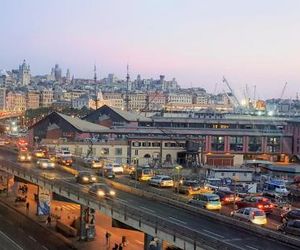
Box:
[0,148,299,250]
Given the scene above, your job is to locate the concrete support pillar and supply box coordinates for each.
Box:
[79,205,96,241]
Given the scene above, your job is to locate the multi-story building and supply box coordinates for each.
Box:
[148,92,166,111]
[195,94,209,105]
[167,93,193,105]
[40,89,53,107]
[6,91,26,111]
[63,90,86,101]
[18,60,31,85]
[128,92,146,111]
[26,91,40,110]
[0,87,6,110]
[54,64,62,82]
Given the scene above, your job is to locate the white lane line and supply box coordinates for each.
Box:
[198,231,220,241]
[135,240,144,245]
[116,198,128,203]
[223,238,242,242]
[0,231,23,250]
[42,246,49,250]
[202,229,224,238]
[28,235,37,242]
[246,245,259,250]
[168,216,187,225]
[140,206,155,213]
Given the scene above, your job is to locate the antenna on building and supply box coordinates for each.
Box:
[94,64,99,109]
[125,64,130,111]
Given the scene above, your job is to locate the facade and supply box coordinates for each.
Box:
[0,87,6,110]
[26,91,40,110]
[148,92,166,111]
[167,93,193,105]
[40,89,53,107]
[128,92,146,111]
[6,91,26,111]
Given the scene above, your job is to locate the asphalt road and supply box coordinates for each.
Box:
[0,200,73,250]
[0,147,298,250]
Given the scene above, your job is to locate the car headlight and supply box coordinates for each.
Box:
[97,190,105,196]
[91,176,96,181]
[20,156,25,160]
[109,190,116,196]
[42,163,48,167]
[83,176,89,181]
[27,156,32,160]
[50,163,55,167]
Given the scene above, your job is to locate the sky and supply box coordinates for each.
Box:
[0,0,299,99]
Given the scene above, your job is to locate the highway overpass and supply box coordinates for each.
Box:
[0,149,299,250]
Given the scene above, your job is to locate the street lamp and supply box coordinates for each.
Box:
[175,165,183,194]
[133,157,138,188]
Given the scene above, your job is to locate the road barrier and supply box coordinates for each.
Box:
[104,176,300,248]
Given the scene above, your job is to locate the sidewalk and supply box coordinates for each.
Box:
[0,185,145,250]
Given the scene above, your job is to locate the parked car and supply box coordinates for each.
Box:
[17,153,32,162]
[188,193,221,210]
[175,180,213,195]
[235,196,274,214]
[57,156,73,166]
[76,171,97,184]
[231,207,267,225]
[149,175,174,188]
[89,183,116,198]
[281,209,300,223]
[278,220,300,236]
[104,163,124,174]
[215,190,240,205]
[36,159,55,169]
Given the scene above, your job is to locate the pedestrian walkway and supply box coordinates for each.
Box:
[0,184,145,250]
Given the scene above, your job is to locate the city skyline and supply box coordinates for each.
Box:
[1,0,299,99]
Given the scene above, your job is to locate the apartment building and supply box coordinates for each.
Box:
[40,89,53,107]
[6,91,26,111]
[26,90,40,110]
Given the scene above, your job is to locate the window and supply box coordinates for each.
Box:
[102,148,109,155]
[134,149,138,155]
[229,136,243,151]
[132,142,140,147]
[248,136,262,152]
[115,148,122,156]
[267,137,280,153]
[211,136,224,151]
[152,142,161,147]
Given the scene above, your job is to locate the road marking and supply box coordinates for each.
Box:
[135,240,144,245]
[28,235,37,242]
[0,231,23,250]
[202,229,224,238]
[140,206,155,213]
[116,198,128,203]
[42,246,49,250]
[223,238,242,242]
[246,245,259,250]
[168,216,187,225]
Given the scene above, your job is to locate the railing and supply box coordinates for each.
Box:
[0,159,232,250]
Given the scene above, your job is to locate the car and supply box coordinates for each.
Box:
[33,149,46,158]
[76,171,98,184]
[278,220,300,236]
[56,150,72,158]
[175,180,213,195]
[235,196,274,214]
[17,153,32,162]
[36,159,55,169]
[104,163,124,174]
[231,207,267,225]
[149,175,174,188]
[188,193,221,210]
[89,183,116,198]
[84,158,103,169]
[281,209,300,223]
[103,169,115,179]
[215,190,240,205]
[57,156,73,166]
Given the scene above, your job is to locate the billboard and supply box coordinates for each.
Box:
[37,186,51,215]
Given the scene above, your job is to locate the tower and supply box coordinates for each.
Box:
[54,64,62,82]
[18,60,31,85]
[66,69,71,84]
[93,64,99,109]
[125,64,130,111]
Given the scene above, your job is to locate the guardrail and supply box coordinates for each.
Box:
[0,159,243,250]
[104,176,300,249]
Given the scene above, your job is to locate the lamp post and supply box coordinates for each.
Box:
[175,165,183,194]
[133,157,138,188]
[232,176,239,211]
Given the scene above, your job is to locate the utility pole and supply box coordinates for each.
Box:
[94,64,98,109]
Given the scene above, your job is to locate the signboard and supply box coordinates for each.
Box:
[37,187,51,215]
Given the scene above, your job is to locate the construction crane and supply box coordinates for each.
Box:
[222,76,241,108]
[279,82,288,100]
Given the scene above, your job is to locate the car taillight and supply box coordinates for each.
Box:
[258,204,263,209]
[270,204,274,208]
[225,197,229,201]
